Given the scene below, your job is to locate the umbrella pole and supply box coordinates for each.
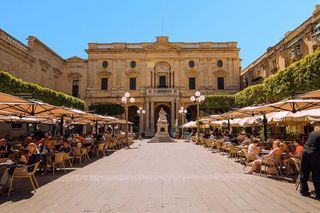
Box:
[60,115,64,136]
[263,114,268,142]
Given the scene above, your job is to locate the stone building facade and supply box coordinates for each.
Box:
[241,5,320,88]
[0,30,240,136]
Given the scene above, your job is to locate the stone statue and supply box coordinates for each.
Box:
[157,108,168,123]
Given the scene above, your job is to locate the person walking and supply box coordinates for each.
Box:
[300,126,320,199]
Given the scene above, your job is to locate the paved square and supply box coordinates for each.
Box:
[0,140,319,212]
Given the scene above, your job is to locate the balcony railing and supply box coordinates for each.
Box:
[146,88,179,96]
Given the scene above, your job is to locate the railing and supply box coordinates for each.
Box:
[0,29,29,52]
[146,88,179,96]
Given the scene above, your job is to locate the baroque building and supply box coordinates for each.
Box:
[0,31,240,136]
[241,5,320,88]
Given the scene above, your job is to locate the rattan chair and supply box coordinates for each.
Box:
[50,152,66,175]
[8,162,40,196]
[291,157,301,190]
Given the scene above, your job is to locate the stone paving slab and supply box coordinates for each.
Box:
[0,140,319,212]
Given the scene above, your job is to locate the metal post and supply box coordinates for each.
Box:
[95,120,98,135]
[126,104,129,147]
[197,102,200,144]
[181,114,184,139]
[60,115,64,136]
[263,114,268,142]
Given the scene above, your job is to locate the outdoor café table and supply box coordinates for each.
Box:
[260,149,271,156]
[235,145,248,150]
[0,158,13,176]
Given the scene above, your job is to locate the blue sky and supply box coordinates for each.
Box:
[0,0,318,68]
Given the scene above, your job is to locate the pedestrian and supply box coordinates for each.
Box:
[300,125,320,199]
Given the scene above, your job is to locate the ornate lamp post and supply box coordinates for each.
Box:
[121,92,135,148]
[136,107,146,140]
[178,106,187,139]
[190,91,205,144]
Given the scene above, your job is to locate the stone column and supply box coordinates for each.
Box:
[150,101,155,135]
[171,101,175,135]
[145,100,149,134]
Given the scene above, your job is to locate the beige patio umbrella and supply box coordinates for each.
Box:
[297,90,320,99]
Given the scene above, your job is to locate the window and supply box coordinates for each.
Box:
[217,77,224,89]
[72,80,79,97]
[189,77,196,90]
[101,78,108,90]
[102,61,108,68]
[129,77,136,90]
[12,123,22,128]
[217,60,223,67]
[158,76,167,88]
[189,60,195,68]
[217,77,224,90]
[130,61,136,68]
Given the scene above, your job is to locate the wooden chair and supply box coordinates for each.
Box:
[81,147,91,161]
[71,147,86,165]
[8,162,40,196]
[63,152,73,167]
[97,143,107,157]
[242,149,257,169]
[260,155,283,177]
[50,152,66,175]
[291,157,301,190]
[228,146,240,161]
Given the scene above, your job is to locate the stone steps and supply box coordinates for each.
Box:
[148,136,175,143]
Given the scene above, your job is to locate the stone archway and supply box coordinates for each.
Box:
[154,104,171,135]
[128,105,139,133]
[186,105,197,122]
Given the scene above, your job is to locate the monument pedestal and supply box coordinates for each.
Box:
[148,108,175,143]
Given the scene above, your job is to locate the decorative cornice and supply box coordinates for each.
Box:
[39,59,51,71]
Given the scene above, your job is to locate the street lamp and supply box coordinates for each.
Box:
[121,92,135,148]
[178,106,187,139]
[190,91,205,144]
[137,107,146,140]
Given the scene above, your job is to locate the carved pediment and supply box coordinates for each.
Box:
[185,69,199,77]
[66,56,86,62]
[53,68,62,76]
[97,70,112,77]
[144,42,180,51]
[68,72,83,80]
[126,70,139,77]
[213,69,228,77]
[154,61,171,72]
[39,59,51,71]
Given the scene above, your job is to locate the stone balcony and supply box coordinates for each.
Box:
[146,88,179,97]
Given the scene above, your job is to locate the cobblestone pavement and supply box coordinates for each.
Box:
[0,140,319,212]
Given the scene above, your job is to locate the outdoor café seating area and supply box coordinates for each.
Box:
[0,92,135,197]
[182,89,320,189]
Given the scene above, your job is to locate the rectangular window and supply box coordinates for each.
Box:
[189,77,196,90]
[129,77,136,90]
[12,123,22,128]
[159,76,167,88]
[101,78,108,90]
[217,77,224,90]
[72,80,79,97]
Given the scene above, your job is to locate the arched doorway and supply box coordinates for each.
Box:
[154,104,171,135]
[186,105,197,122]
[128,105,139,133]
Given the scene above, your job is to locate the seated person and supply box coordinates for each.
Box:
[241,133,252,146]
[245,140,282,174]
[223,132,231,143]
[0,139,13,158]
[38,140,54,155]
[59,141,71,153]
[247,140,261,158]
[0,143,41,192]
[84,134,93,145]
